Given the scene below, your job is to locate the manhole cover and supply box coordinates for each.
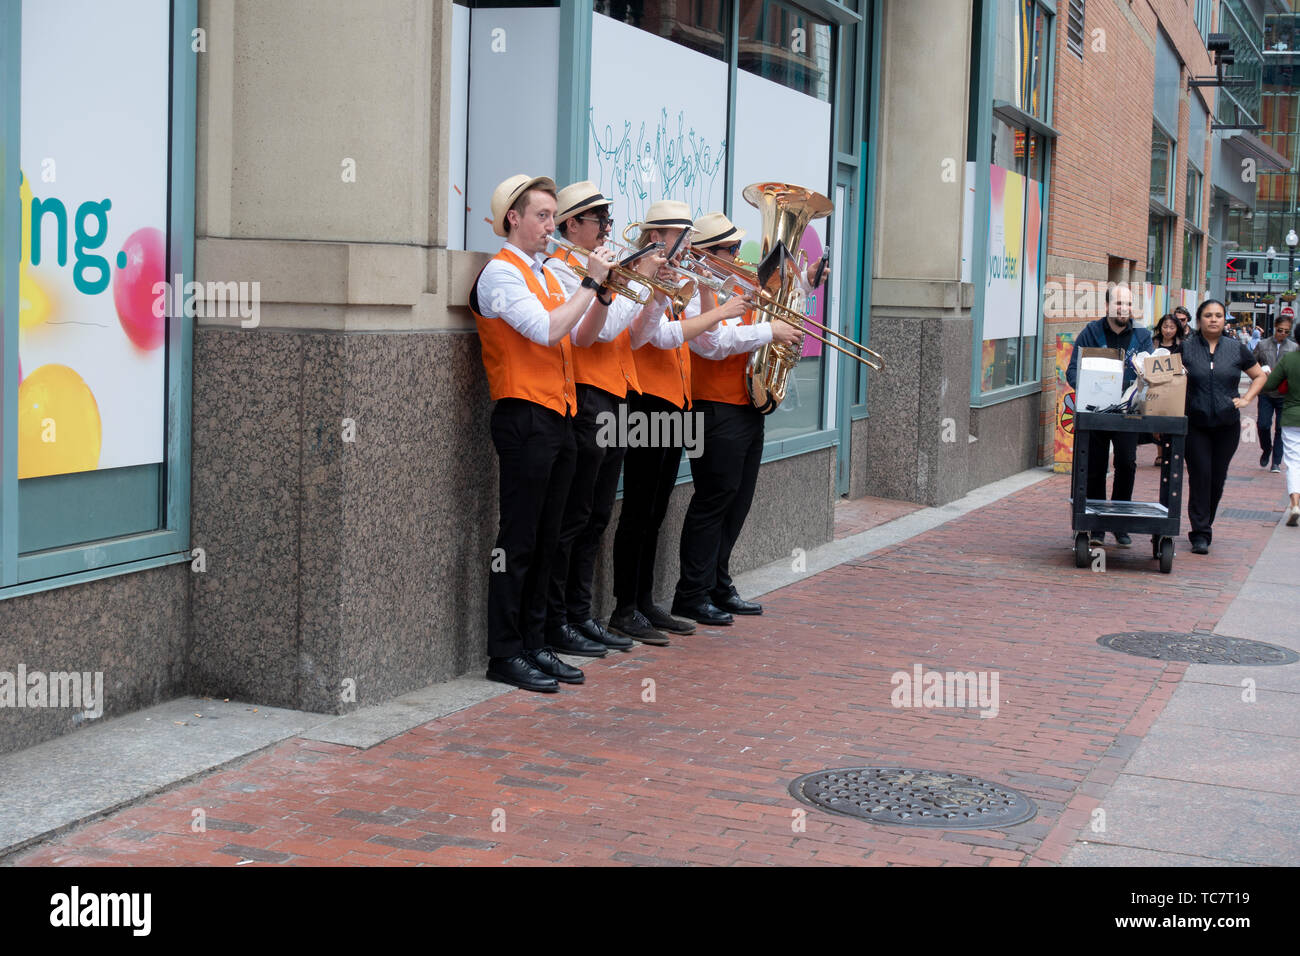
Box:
[1098,632,1299,665]
[788,767,1037,829]
[1220,508,1281,521]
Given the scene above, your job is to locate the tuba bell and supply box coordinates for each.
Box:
[742,182,833,414]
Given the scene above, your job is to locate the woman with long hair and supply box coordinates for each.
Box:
[1180,299,1270,553]
[1150,313,1185,467]
[1152,312,1185,351]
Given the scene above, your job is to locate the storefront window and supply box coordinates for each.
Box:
[1185,165,1202,227]
[737,1,832,101]
[1,0,196,596]
[1148,214,1167,285]
[1150,124,1172,205]
[1183,230,1201,295]
[978,0,1053,396]
[593,0,729,61]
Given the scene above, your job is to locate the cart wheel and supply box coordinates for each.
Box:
[1159,537,1174,574]
[1074,532,1091,568]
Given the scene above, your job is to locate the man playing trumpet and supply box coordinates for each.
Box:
[672,212,804,626]
[541,181,672,657]
[469,173,616,693]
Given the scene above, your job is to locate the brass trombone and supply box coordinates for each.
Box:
[683,245,884,371]
[545,236,697,314]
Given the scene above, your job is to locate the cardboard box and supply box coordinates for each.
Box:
[1076,347,1124,411]
[1136,353,1187,417]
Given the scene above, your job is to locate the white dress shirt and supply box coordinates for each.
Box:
[689,313,774,359]
[476,241,566,346]
[633,289,700,350]
[545,247,662,345]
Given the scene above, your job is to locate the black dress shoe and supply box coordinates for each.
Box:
[571,618,634,651]
[638,603,695,634]
[546,624,608,658]
[526,647,585,684]
[670,598,733,626]
[712,591,763,615]
[1189,538,1210,555]
[607,608,670,646]
[486,655,559,693]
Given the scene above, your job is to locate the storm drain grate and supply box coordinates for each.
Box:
[789,767,1037,829]
[1220,508,1282,521]
[1098,632,1299,665]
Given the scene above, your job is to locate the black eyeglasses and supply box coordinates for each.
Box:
[576,214,613,228]
[720,242,742,255]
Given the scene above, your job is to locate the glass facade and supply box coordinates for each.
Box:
[978,0,1054,396]
[0,1,196,598]
[571,0,871,451]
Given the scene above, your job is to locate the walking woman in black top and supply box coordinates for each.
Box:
[1180,299,1269,554]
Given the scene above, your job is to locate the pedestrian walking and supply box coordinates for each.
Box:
[1180,299,1270,554]
[1065,283,1153,547]
[1150,313,1185,467]
[1253,316,1298,473]
[1174,305,1192,337]
[1259,342,1300,526]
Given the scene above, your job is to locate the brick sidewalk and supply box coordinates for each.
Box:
[12,436,1292,867]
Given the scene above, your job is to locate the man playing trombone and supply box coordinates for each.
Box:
[672,212,804,625]
[608,201,750,645]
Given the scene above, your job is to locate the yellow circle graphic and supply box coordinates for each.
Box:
[18,365,102,479]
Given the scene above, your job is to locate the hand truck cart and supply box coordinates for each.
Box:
[1071,411,1187,574]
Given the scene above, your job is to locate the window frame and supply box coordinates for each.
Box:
[0,0,196,599]
[970,0,1057,406]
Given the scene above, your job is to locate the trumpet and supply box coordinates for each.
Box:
[683,245,883,372]
[547,236,699,315]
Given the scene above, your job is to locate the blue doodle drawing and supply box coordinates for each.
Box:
[589,107,726,225]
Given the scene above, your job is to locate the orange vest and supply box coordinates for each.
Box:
[634,309,692,409]
[471,248,577,416]
[691,287,755,406]
[553,248,641,398]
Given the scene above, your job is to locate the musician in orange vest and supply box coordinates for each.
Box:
[469,174,616,693]
[672,212,802,625]
[543,181,669,655]
[608,201,749,645]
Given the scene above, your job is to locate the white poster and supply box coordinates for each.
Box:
[465,8,560,254]
[588,12,728,234]
[18,0,169,479]
[730,68,831,257]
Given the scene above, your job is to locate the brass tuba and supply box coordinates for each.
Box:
[742,182,833,414]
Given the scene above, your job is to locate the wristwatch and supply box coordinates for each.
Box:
[580,275,601,292]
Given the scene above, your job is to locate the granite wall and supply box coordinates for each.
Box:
[0,565,189,756]
[189,325,835,715]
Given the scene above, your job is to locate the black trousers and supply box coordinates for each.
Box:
[487,399,576,658]
[1186,421,1240,544]
[675,400,764,605]
[546,385,626,629]
[611,392,684,611]
[1086,430,1138,501]
[1258,393,1285,468]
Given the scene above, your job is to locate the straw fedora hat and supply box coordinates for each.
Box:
[490,173,558,238]
[634,199,695,234]
[555,181,612,226]
[691,211,745,249]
